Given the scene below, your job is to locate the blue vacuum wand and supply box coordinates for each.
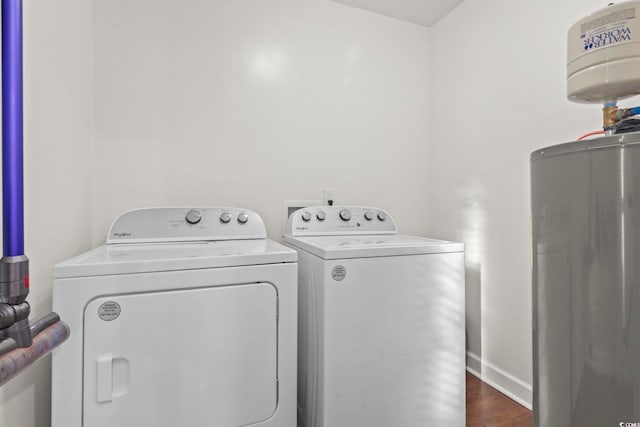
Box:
[0,1,69,385]
[0,0,31,348]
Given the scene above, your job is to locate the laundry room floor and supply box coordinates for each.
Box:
[466,372,532,427]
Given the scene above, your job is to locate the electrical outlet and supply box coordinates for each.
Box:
[282,200,321,236]
[323,188,336,206]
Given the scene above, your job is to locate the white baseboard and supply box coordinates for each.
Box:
[466,351,532,410]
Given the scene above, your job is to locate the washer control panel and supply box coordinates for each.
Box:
[107,207,266,244]
[287,206,397,236]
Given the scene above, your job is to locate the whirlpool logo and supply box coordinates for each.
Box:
[582,27,632,51]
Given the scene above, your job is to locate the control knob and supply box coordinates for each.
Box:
[301,211,312,222]
[316,211,326,221]
[237,213,249,224]
[219,213,231,224]
[377,212,387,221]
[364,211,374,221]
[185,209,202,225]
[339,209,352,222]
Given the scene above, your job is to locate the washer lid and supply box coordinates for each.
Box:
[283,234,463,259]
[54,240,297,279]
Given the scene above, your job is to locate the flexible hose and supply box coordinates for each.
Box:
[577,130,605,140]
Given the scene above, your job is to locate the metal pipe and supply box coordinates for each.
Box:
[1,0,24,257]
[0,320,69,386]
[0,312,59,357]
[29,312,60,337]
[0,0,31,349]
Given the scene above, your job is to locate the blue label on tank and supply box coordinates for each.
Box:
[584,27,632,51]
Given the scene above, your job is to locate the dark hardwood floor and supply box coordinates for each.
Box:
[467,372,532,427]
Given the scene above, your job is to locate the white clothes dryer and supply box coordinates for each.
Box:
[52,207,297,427]
[284,206,465,427]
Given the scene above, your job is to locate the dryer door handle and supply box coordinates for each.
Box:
[96,354,130,403]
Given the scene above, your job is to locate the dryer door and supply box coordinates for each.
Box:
[83,283,278,427]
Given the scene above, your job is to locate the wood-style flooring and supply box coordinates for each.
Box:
[467,372,533,427]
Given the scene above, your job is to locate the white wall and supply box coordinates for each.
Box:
[428,0,620,407]
[91,0,431,244]
[0,0,93,426]
[4,0,622,424]
[1,1,430,425]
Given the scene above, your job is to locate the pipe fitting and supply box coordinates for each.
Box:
[617,108,636,121]
[0,256,30,347]
[603,104,619,130]
[5,317,31,348]
[12,301,29,322]
[602,104,640,130]
[0,256,28,306]
[0,301,28,330]
[0,303,15,329]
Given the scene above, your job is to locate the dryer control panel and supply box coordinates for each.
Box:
[107,207,267,244]
[287,206,398,237]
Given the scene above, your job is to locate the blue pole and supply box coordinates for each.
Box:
[2,0,24,257]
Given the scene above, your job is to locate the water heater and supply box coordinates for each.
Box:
[567,1,640,103]
[532,2,640,426]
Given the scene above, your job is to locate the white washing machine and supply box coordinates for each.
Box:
[284,206,465,427]
[52,207,297,427]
